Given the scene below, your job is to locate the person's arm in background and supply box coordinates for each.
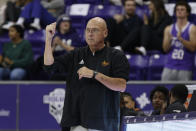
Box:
[0,55,3,64]
[162,25,172,53]
[53,28,84,52]
[52,36,74,52]
[143,13,149,25]
[178,25,196,52]
[113,14,124,24]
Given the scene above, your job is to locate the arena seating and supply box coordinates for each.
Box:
[135,4,150,20]
[126,54,149,80]
[65,3,91,34]
[65,0,110,5]
[25,30,45,59]
[0,30,45,61]
[91,4,124,18]
[147,54,167,80]
[0,2,196,80]
[77,0,110,5]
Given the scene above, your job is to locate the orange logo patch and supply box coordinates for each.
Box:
[102,60,109,67]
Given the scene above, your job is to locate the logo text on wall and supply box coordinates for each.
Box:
[43,88,65,124]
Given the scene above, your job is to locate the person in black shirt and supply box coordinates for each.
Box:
[136,0,172,55]
[164,84,188,114]
[44,17,130,131]
[106,0,143,53]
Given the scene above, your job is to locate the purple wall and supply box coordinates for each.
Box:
[0,83,190,130]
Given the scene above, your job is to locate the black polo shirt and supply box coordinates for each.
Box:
[44,46,130,131]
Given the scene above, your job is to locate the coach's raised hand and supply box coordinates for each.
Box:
[46,22,56,42]
[44,22,56,65]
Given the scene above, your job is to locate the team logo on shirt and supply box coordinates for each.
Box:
[43,88,65,124]
[101,60,109,67]
[79,59,84,64]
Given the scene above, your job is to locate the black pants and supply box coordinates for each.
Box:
[5,1,21,22]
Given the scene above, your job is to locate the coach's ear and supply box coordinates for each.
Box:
[104,28,108,39]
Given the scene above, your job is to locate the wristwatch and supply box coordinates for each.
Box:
[92,71,98,79]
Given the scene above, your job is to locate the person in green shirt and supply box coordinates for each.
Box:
[0,24,33,80]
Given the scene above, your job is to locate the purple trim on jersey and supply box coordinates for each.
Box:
[165,22,195,71]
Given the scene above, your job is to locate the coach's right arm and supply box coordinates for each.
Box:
[44,22,56,65]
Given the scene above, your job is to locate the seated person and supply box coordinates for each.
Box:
[150,85,169,115]
[52,15,83,56]
[136,0,172,55]
[1,0,30,30]
[106,0,143,53]
[120,92,145,131]
[120,92,145,116]
[164,84,188,114]
[0,25,33,80]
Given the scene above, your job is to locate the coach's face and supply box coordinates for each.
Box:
[85,18,107,47]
